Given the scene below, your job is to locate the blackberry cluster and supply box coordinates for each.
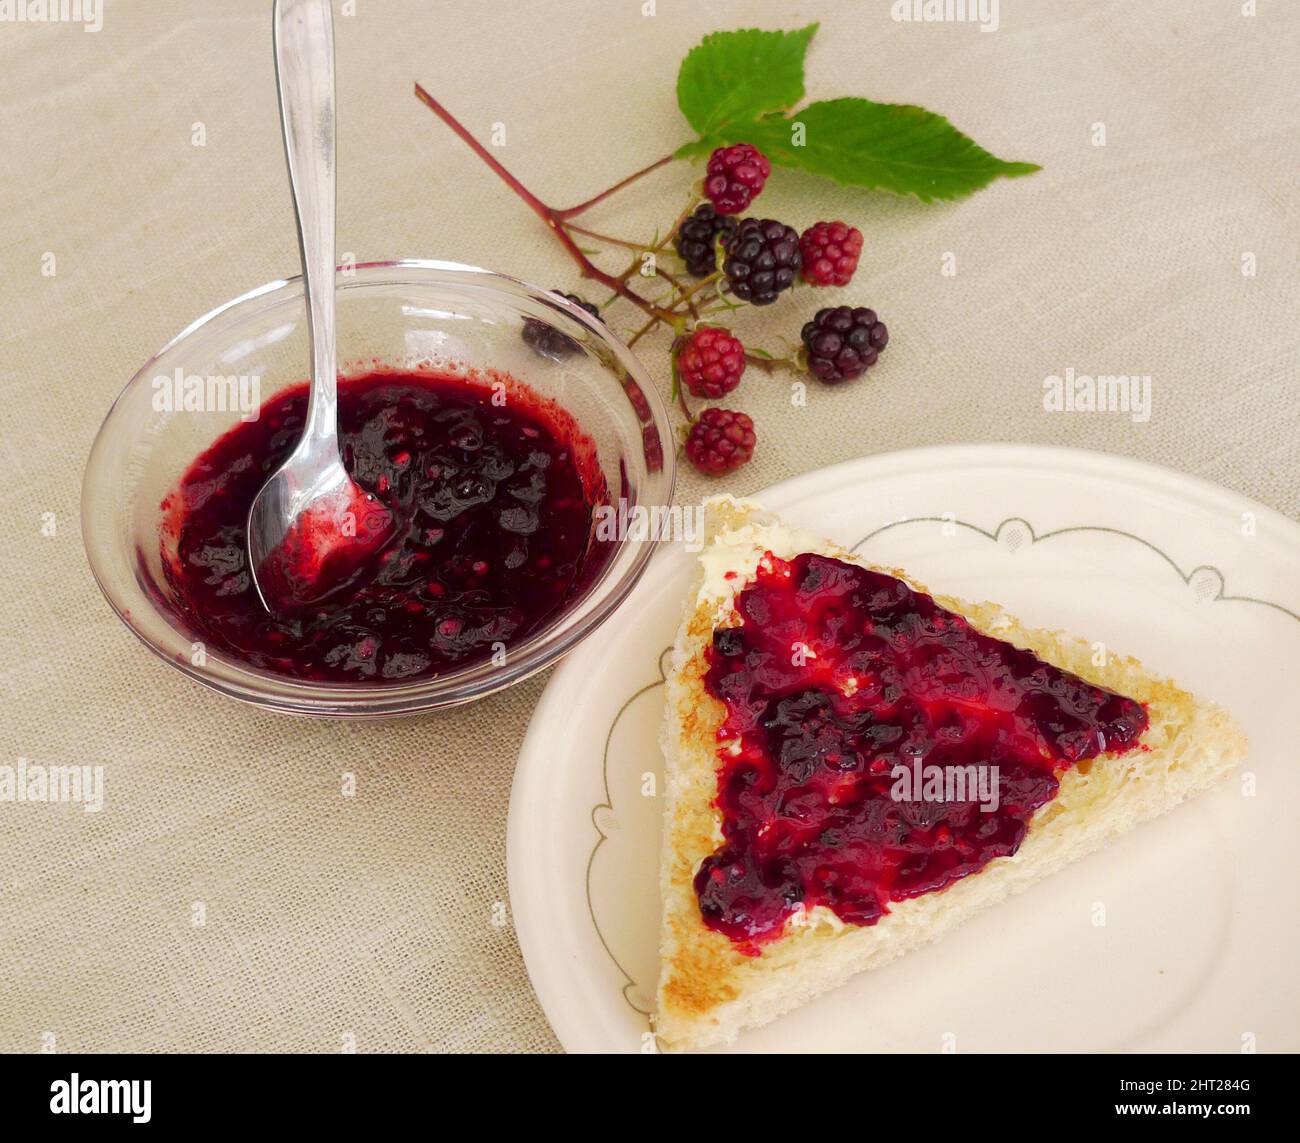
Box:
[673,204,738,278]
[521,291,600,359]
[800,306,889,383]
[723,218,802,306]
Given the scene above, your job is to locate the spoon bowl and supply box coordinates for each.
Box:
[247,433,397,608]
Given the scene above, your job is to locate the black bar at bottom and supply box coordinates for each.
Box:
[1,1049,1290,1128]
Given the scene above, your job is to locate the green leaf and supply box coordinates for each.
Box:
[676,24,817,140]
[701,97,1040,202]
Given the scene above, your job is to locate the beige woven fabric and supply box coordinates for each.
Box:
[0,0,1295,1053]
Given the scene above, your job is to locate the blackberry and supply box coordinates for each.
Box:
[800,306,889,383]
[684,408,755,475]
[677,327,746,399]
[723,218,802,306]
[674,204,738,279]
[521,291,600,359]
[704,143,771,215]
[713,628,746,657]
[800,221,864,287]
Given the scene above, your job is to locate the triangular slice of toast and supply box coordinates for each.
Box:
[656,496,1245,1051]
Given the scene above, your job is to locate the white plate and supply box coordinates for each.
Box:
[507,445,1300,1053]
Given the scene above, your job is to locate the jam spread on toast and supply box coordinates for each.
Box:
[697,552,1148,950]
[161,371,606,682]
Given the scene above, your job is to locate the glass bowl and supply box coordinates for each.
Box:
[82,259,674,716]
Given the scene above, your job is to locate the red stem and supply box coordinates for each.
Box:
[564,222,646,251]
[414,83,678,324]
[745,350,805,374]
[553,154,676,219]
[675,383,694,423]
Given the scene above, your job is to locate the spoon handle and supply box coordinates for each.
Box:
[273,0,338,448]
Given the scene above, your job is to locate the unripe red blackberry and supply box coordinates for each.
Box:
[799,221,864,287]
[704,143,771,215]
[685,408,756,475]
[677,327,746,399]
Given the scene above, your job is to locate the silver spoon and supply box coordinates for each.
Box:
[248,0,393,611]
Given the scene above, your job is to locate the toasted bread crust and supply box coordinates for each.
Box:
[655,497,1246,1051]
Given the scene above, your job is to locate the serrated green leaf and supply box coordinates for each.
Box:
[676,24,817,139]
[702,98,1039,202]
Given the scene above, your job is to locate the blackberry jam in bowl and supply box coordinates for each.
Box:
[82,260,674,716]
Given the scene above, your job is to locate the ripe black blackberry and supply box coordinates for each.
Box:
[521,291,601,358]
[723,218,802,306]
[713,627,746,657]
[800,306,889,383]
[674,204,738,279]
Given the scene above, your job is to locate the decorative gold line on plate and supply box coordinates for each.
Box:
[585,646,672,1017]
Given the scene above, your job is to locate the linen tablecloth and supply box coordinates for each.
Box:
[0,0,1295,1052]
